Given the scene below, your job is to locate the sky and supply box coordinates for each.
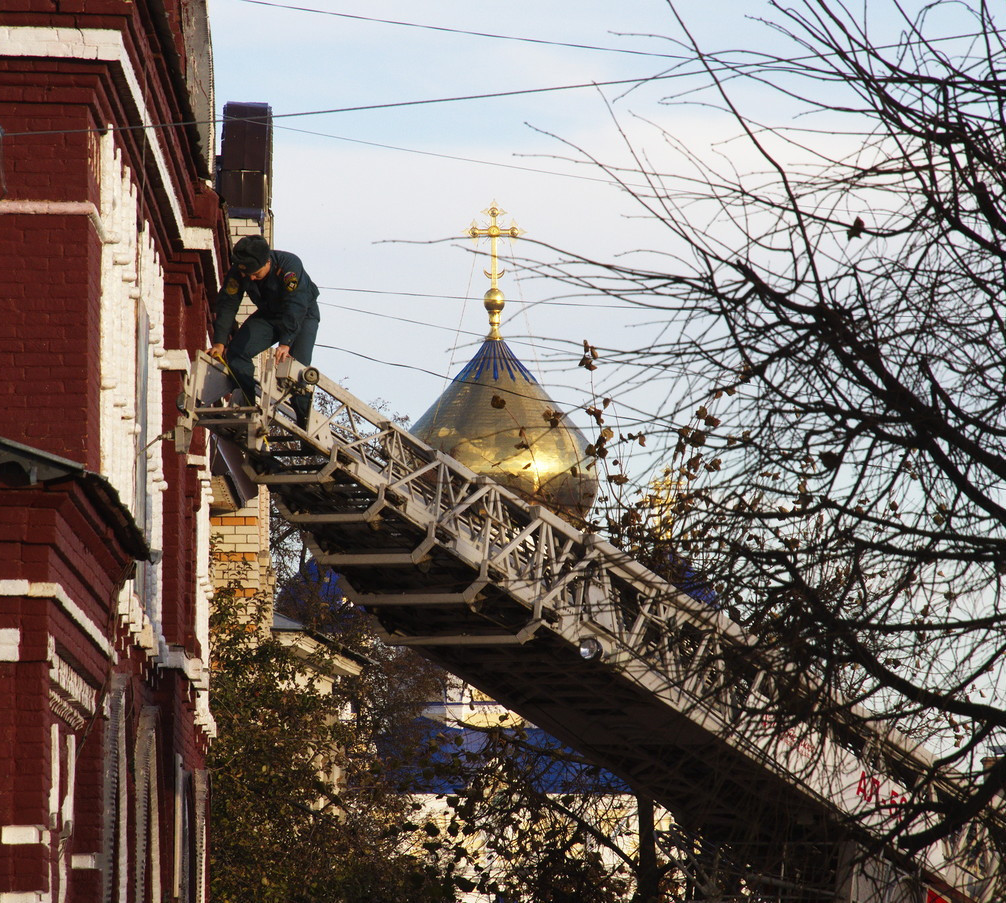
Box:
[204,0,906,486]
[204,1,1006,750]
[205,2,777,428]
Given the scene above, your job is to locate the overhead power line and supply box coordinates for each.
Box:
[318,286,640,312]
[2,3,984,142]
[235,0,981,74]
[238,0,679,60]
[272,122,630,188]
[314,338,671,433]
[2,71,680,139]
[262,73,679,121]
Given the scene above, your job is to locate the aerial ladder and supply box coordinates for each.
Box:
[176,352,1001,903]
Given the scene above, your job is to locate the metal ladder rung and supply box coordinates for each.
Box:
[357,592,474,607]
[316,551,428,567]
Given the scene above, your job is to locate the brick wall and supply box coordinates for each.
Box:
[0,0,230,899]
[210,502,275,600]
[0,213,102,466]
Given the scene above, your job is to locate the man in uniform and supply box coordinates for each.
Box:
[210,234,321,428]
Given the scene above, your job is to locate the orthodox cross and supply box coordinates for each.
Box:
[468,202,522,291]
[468,202,523,339]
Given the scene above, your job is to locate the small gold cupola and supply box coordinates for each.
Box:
[412,203,597,517]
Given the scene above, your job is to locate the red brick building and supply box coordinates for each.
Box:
[0,1,228,899]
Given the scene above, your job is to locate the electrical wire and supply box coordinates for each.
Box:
[264,72,683,121]
[0,70,688,139]
[314,340,463,383]
[0,10,982,143]
[269,121,631,188]
[234,0,981,77]
[317,300,483,337]
[314,294,651,361]
[316,286,634,311]
[312,339,606,428]
[313,336,670,434]
[237,0,680,60]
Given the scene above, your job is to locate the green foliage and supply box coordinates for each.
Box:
[212,536,682,902]
[208,586,460,903]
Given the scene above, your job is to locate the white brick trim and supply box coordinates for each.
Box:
[159,349,192,372]
[159,645,206,686]
[0,628,20,662]
[1,825,48,845]
[0,581,114,659]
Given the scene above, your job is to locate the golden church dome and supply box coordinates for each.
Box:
[412,205,597,517]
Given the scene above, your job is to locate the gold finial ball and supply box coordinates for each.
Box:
[484,287,505,313]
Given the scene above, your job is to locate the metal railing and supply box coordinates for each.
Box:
[176,352,1000,901]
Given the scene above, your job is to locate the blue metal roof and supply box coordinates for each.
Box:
[452,338,537,385]
[380,717,631,795]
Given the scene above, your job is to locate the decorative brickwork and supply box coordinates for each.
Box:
[0,1,229,900]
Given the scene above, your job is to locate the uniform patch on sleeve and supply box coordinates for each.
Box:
[283,271,299,292]
[225,277,240,295]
